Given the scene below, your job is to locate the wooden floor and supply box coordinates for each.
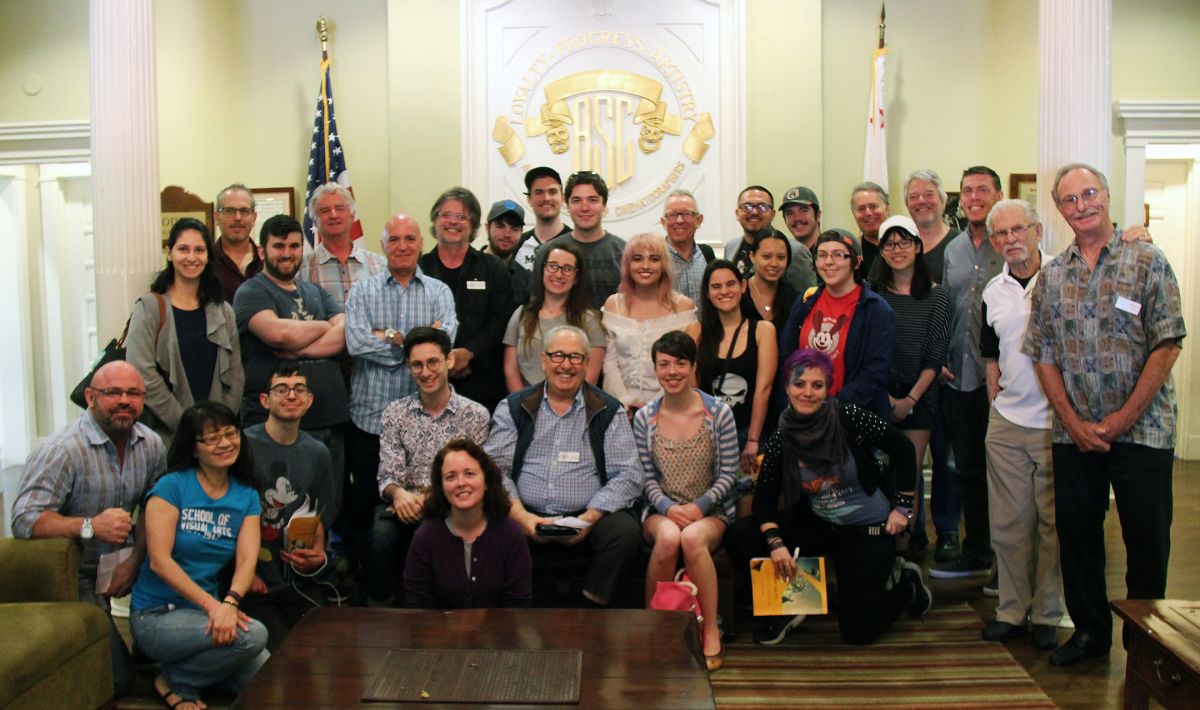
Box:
[116,459,1199,709]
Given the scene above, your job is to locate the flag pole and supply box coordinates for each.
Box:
[878,5,886,49]
[317,16,329,61]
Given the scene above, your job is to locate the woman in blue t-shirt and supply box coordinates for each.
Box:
[130,402,268,710]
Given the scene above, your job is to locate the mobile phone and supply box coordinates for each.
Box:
[535,523,580,537]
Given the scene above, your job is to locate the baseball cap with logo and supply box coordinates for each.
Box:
[780,186,820,213]
[487,200,525,225]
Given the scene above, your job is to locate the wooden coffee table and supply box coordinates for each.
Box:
[1112,599,1200,710]
[233,607,716,708]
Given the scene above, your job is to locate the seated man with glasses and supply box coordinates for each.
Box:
[485,325,644,607]
[242,364,335,649]
[723,184,814,293]
[11,361,167,699]
[369,327,490,606]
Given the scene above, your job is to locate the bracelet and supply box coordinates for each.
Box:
[225,589,244,605]
[221,599,239,608]
[894,493,915,509]
[905,394,917,403]
[763,531,783,545]
[747,438,759,443]
[766,538,787,552]
[894,506,913,520]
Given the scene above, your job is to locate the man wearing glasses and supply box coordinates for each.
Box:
[342,214,458,587]
[214,183,263,302]
[723,185,813,292]
[1024,163,1185,667]
[538,172,627,309]
[11,361,166,699]
[514,166,573,271]
[485,325,643,607]
[242,364,335,649]
[299,183,386,310]
[368,327,490,606]
[660,189,713,303]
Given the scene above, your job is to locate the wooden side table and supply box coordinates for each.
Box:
[1111,599,1200,709]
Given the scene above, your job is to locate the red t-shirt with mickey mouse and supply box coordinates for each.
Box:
[798,285,861,394]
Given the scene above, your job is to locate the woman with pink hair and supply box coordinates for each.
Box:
[601,233,696,415]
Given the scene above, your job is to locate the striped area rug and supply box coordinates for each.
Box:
[711,605,1056,709]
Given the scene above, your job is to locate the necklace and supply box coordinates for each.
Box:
[749,277,772,312]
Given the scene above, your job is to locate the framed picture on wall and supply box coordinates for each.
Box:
[252,187,297,220]
[161,185,214,247]
[1009,173,1037,204]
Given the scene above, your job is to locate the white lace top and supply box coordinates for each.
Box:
[601,295,697,407]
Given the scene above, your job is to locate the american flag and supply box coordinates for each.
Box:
[303,57,363,246]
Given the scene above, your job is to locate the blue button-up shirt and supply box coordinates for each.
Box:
[942,229,1004,391]
[344,269,458,434]
[485,386,643,514]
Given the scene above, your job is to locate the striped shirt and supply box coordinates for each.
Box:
[376,391,490,495]
[878,285,951,415]
[485,386,643,514]
[344,269,459,434]
[11,411,166,602]
[299,239,387,310]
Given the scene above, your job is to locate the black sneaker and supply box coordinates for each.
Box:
[753,614,805,645]
[929,556,992,579]
[934,534,961,563]
[901,562,932,618]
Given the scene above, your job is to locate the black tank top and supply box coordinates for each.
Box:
[699,319,759,444]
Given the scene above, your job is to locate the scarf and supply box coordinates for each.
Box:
[779,398,847,506]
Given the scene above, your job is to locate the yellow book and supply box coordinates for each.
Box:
[284,512,320,551]
[750,556,828,616]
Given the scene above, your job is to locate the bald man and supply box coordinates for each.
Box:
[11,361,166,698]
[340,213,459,574]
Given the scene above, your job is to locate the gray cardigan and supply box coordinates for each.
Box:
[125,291,243,438]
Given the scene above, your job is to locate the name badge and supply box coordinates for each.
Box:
[558,451,581,463]
[467,280,487,290]
[1115,296,1142,316]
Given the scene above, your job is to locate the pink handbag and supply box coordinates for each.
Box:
[650,569,704,625]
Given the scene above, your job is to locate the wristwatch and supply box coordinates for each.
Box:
[80,517,94,540]
[384,328,399,344]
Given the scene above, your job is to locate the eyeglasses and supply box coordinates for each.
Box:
[544,351,586,365]
[1057,187,1103,208]
[990,223,1036,240]
[90,387,146,400]
[196,428,240,447]
[544,262,577,275]
[268,383,310,397]
[739,203,773,214]
[815,251,853,262]
[218,207,254,217]
[664,211,698,221]
[881,236,916,252]
[438,211,468,222]
[408,357,446,373]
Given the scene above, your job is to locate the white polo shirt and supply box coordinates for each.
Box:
[981,251,1052,430]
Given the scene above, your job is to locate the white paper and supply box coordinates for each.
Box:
[96,546,135,595]
[552,516,592,530]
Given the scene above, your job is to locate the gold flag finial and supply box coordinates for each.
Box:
[878,5,886,49]
[317,16,329,60]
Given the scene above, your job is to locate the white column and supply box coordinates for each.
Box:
[89,0,161,342]
[1038,0,1112,251]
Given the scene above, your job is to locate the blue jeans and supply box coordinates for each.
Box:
[130,605,270,700]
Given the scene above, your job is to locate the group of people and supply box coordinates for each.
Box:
[10,160,1184,706]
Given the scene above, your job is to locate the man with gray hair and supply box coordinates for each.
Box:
[484,325,643,607]
[903,169,957,278]
[850,181,889,280]
[1024,163,1184,666]
[342,213,458,577]
[11,361,166,698]
[300,183,386,309]
[214,183,263,302]
[978,199,1062,651]
[661,189,714,303]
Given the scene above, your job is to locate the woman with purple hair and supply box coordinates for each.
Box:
[748,348,931,646]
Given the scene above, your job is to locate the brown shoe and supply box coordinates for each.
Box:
[705,645,725,672]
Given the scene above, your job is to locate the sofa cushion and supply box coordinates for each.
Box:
[0,602,110,708]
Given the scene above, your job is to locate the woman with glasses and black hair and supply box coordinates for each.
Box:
[129,402,268,710]
[778,229,895,419]
[870,216,951,555]
[126,217,243,447]
[503,241,605,391]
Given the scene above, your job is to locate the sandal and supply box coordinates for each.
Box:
[154,675,204,710]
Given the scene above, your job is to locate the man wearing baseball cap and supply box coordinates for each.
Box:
[514,166,572,271]
[780,186,822,252]
[483,199,532,307]
[723,185,816,294]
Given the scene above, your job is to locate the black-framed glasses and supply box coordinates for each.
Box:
[268,383,310,397]
[544,262,578,275]
[544,351,585,365]
[218,207,254,217]
[739,203,773,214]
[881,236,916,252]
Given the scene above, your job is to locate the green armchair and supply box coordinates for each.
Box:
[0,537,113,709]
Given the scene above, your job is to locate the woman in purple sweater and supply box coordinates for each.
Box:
[403,439,532,608]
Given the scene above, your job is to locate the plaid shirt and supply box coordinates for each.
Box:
[344,269,458,434]
[376,391,490,495]
[11,411,166,603]
[299,239,387,310]
[668,241,708,304]
[1023,228,1187,448]
[485,386,643,514]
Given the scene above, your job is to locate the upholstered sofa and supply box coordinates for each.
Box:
[0,537,113,710]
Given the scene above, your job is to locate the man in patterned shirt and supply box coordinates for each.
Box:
[369,327,489,606]
[1025,163,1185,667]
[299,183,386,309]
[485,325,644,606]
[11,361,166,698]
[343,215,458,589]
